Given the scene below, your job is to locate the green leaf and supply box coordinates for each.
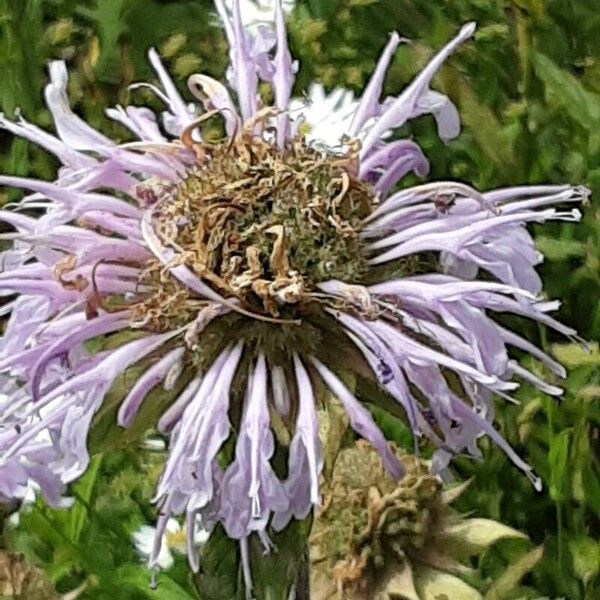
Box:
[67,455,103,545]
[535,236,585,261]
[581,459,600,519]
[368,403,415,451]
[0,0,44,116]
[194,518,311,600]
[307,0,340,20]
[442,519,528,557]
[569,537,600,583]
[88,364,190,454]
[551,343,600,369]
[193,525,242,600]
[450,79,515,169]
[483,546,544,600]
[76,0,128,84]
[117,565,196,599]
[14,509,82,576]
[532,52,600,130]
[249,518,312,600]
[548,429,571,504]
[414,566,482,600]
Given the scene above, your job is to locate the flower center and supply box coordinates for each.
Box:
[137,135,377,325]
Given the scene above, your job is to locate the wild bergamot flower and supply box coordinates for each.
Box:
[0,0,586,591]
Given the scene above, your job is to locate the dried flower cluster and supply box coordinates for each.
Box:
[311,441,529,600]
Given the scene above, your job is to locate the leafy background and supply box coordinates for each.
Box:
[0,0,598,598]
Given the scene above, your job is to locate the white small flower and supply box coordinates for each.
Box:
[290,84,358,147]
[224,0,295,28]
[133,518,210,570]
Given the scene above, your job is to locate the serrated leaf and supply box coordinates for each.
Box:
[414,566,482,600]
[442,519,528,557]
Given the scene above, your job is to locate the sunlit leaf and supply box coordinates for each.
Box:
[551,343,600,368]
[442,519,528,557]
[414,566,482,600]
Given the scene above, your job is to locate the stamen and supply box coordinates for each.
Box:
[251,493,261,519]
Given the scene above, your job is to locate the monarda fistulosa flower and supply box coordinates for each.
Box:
[0,0,587,594]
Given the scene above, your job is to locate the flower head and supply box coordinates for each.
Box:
[311,440,533,600]
[0,0,586,593]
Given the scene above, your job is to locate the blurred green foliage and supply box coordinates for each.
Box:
[0,0,598,599]
[3,449,200,599]
[449,345,600,600]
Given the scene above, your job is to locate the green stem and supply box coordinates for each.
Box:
[294,549,311,600]
[544,383,565,578]
[556,501,564,575]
